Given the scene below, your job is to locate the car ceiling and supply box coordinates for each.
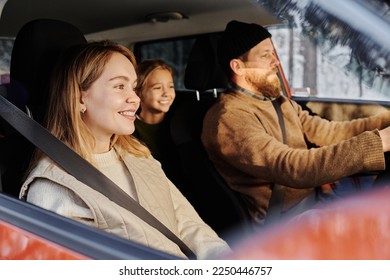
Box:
[0,0,279,39]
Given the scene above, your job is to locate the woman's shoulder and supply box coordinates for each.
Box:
[28,157,60,177]
[20,157,68,199]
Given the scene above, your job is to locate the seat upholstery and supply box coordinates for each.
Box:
[184,33,227,92]
[169,33,252,242]
[0,19,87,197]
[10,18,87,124]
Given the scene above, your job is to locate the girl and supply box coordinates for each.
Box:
[133,59,184,189]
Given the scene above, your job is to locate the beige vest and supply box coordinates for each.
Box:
[20,149,230,259]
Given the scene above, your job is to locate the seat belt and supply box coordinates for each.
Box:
[0,88,196,259]
[265,98,287,225]
[267,97,317,225]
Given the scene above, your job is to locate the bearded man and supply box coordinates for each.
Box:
[201,20,390,227]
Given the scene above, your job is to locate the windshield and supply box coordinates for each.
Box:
[259,0,390,102]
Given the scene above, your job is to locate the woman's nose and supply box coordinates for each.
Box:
[127,89,140,104]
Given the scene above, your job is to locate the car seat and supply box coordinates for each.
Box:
[0,19,87,197]
[169,33,253,243]
[184,33,228,93]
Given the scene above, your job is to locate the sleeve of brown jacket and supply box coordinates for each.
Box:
[202,93,387,189]
[290,99,390,146]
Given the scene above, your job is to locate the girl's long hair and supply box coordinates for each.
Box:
[31,40,150,168]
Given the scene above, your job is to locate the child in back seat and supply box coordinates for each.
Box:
[133,59,186,190]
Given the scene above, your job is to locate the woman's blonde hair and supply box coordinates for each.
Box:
[33,40,150,167]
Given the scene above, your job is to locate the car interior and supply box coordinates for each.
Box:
[0,21,264,266]
[0,15,255,243]
[1,0,390,260]
[0,17,207,259]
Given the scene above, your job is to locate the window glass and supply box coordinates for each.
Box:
[0,38,13,84]
[261,0,390,103]
[134,36,196,90]
[269,25,390,102]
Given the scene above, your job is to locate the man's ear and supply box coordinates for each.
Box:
[230,59,245,76]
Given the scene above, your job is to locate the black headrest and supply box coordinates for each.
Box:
[10,18,87,124]
[184,33,228,91]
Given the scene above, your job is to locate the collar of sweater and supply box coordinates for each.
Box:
[228,82,277,101]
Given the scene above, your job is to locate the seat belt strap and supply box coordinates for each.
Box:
[266,98,287,224]
[272,98,287,143]
[0,88,195,259]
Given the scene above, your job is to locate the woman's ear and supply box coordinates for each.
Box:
[79,90,87,113]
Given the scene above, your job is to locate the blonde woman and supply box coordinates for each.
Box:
[19,41,230,259]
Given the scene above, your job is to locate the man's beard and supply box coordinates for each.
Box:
[245,70,282,99]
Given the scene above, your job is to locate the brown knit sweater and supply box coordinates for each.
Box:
[201,91,389,224]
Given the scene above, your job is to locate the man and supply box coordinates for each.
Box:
[201,20,390,226]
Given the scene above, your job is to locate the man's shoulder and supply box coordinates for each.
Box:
[203,93,245,128]
[210,92,246,109]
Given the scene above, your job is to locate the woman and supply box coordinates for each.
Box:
[19,41,230,259]
[133,59,184,189]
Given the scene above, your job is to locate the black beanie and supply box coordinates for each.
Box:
[218,20,272,72]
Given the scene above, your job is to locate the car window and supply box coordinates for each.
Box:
[269,25,390,103]
[0,38,13,84]
[134,36,196,90]
[261,0,390,104]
